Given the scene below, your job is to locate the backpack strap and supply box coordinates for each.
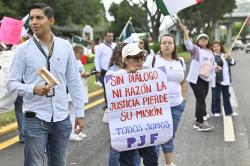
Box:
[152,55,156,67]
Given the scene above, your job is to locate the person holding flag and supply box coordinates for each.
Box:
[178,21,215,132]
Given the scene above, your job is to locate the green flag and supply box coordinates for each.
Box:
[119,21,134,43]
[71,35,88,47]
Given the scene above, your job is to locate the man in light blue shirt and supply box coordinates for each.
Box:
[7,3,85,166]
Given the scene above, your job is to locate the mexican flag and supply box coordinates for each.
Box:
[21,14,30,38]
[119,20,134,43]
[156,0,203,16]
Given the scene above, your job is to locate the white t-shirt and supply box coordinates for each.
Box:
[68,60,88,103]
[144,55,186,107]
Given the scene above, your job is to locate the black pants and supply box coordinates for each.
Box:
[190,77,209,123]
[100,69,107,110]
[119,146,158,166]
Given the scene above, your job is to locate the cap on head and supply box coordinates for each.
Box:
[122,43,144,60]
[196,33,209,41]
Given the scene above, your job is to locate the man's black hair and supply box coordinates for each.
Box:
[28,3,54,18]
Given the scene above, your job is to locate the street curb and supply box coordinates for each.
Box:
[0,89,104,137]
[0,122,18,137]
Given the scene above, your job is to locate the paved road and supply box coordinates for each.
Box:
[0,50,250,166]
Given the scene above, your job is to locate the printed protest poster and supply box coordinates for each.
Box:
[0,17,23,45]
[105,67,173,152]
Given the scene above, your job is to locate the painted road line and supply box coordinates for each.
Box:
[88,89,103,99]
[0,122,18,136]
[223,86,238,142]
[0,90,104,137]
[84,98,105,111]
[0,136,19,150]
[229,86,238,107]
[0,98,105,151]
[223,108,235,142]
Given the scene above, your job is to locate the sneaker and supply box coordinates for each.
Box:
[231,112,238,117]
[94,81,102,86]
[165,163,176,166]
[102,109,109,123]
[70,133,83,141]
[77,132,87,138]
[197,122,214,132]
[214,113,221,117]
[193,122,200,129]
[203,114,210,121]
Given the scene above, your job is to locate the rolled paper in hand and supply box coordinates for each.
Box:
[37,67,59,87]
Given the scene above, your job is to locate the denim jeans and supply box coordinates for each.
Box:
[109,148,141,166]
[119,146,158,166]
[156,101,185,154]
[23,116,72,166]
[212,83,233,115]
[14,95,24,142]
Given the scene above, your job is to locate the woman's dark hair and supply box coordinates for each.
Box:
[160,34,179,61]
[211,41,225,53]
[142,39,150,53]
[109,42,127,68]
[28,3,54,19]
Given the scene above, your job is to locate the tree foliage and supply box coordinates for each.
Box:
[0,0,106,36]
[109,0,147,39]
[178,0,236,37]
[125,0,163,41]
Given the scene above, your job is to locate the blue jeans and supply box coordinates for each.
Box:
[23,116,72,166]
[14,96,24,142]
[119,146,158,166]
[109,148,141,166]
[212,83,233,115]
[157,101,185,154]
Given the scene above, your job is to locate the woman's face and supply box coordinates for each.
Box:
[198,37,209,48]
[139,40,144,49]
[160,36,175,56]
[125,52,146,70]
[212,43,221,54]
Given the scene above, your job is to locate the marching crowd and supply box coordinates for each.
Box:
[0,2,239,166]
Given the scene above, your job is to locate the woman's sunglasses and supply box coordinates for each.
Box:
[126,53,146,62]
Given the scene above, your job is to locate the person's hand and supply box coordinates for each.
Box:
[81,72,90,78]
[224,53,232,60]
[216,66,223,72]
[75,117,85,134]
[96,72,101,77]
[33,85,51,96]
[178,21,188,32]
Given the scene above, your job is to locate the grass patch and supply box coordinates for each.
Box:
[179,51,191,61]
[0,111,16,127]
[84,63,102,93]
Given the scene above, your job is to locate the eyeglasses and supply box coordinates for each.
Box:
[126,53,146,62]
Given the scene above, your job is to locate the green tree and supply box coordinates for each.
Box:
[178,0,236,37]
[109,0,147,39]
[0,0,106,36]
[125,0,163,41]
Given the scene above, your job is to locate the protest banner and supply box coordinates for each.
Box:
[105,67,173,152]
[0,17,23,45]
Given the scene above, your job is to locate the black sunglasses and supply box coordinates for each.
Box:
[126,53,146,62]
